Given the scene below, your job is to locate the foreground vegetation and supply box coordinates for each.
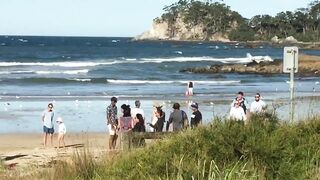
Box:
[36,113,320,179]
[160,0,320,42]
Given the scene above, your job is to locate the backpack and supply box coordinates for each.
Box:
[181,110,189,129]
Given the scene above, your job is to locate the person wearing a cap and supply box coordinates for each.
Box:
[106,96,118,150]
[42,103,54,148]
[131,100,145,124]
[190,102,202,128]
[56,117,66,149]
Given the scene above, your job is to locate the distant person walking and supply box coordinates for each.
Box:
[187,81,194,96]
[229,101,247,121]
[250,93,266,113]
[56,117,66,149]
[42,103,54,148]
[190,102,202,128]
[167,103,188,131]
[131,100,145,124]
[106,97,118,150]
[231,91,248,114]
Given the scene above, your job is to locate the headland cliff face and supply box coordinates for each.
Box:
[135,16,230,42]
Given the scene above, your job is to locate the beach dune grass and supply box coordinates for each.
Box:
[40,113,320,179]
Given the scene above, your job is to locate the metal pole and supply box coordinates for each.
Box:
[289,50,296,122]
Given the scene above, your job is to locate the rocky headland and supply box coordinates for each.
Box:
[181,55,320,76]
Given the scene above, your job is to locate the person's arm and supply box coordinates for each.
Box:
[41,111,45,122]
[106,107,110,124]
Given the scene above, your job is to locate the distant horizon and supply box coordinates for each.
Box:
[0,0,312,37]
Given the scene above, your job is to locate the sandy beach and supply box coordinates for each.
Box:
[0,133,109,171]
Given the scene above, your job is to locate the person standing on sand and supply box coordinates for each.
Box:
[56,117,66,149]
[106,97,118,150]
[231,91,248,114]
[229,101,247,121]
[190,102,202,128]
[131,100,145,124]
[187,81,194,96]
[147,105,165,132]
[250,93,267,114]
[42,103,54,148]
[167,103,188,131]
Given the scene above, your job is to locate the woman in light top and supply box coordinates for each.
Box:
[229,100,247,121]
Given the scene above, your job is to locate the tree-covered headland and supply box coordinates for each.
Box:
[159,0,320,42]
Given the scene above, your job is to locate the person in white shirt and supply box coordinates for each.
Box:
[250,93,266,113]
[229,101,247,121]
[131,100,145,122]
[56,117,66,149]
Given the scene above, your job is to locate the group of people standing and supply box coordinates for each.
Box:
[106,97,202,150]
[229,91,266,121]
[40,91,266,150]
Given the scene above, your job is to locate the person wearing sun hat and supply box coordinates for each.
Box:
[190,102,202,128]
[56,117,66,149]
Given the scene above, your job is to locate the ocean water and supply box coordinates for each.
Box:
[0,36,320,133]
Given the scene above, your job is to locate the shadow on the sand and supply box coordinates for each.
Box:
[3,154,28,161]
[57,143,84,149]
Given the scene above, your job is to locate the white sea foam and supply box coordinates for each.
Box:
[71,78,92,82]
[141,54,273,64]
[107,79,240,84]
[0,61,119,67]
[0,70,34,75]
[35,69,89,75]
[0,54,273,68]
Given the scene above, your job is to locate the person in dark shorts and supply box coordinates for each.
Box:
[42,103,54,148]
[190,102,202,128]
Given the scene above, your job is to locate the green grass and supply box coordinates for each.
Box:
[40,112,320,179]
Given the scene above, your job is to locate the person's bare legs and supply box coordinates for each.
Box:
[112,134,118,149]
[49,133,53,147]
[61,134,65,148]
[58,134,61,149]
[43,133,48,148]
[109,135,114,150]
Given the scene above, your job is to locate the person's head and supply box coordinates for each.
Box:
[237,91,244,100]
[156,106,163,116]
[48,103,53,111]
[255,93,261,102]
[121,104,131,117]
[135,100,141,108]
[56,117,63,124]
[135,113,144,124]
[111,97,117,106]
[173,103,180,110]
[191,102,198,111]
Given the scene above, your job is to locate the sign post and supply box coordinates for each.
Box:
[283,47,298,122]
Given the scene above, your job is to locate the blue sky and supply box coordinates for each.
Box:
[0,0,312,37]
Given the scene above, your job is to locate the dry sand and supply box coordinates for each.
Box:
[0,133,109,170]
